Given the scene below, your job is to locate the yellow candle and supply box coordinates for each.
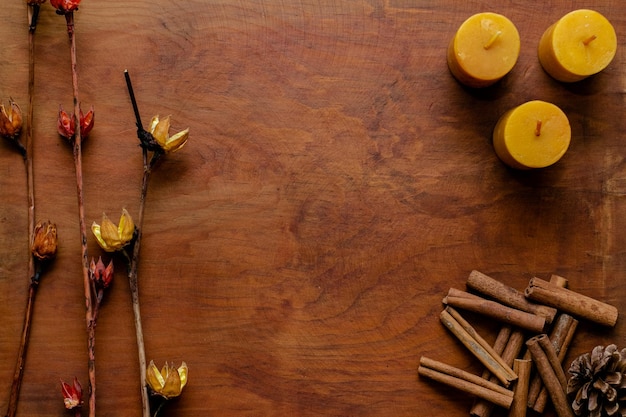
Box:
[492,101,571,169]
[538,9,617,82]
[447,12,520,88]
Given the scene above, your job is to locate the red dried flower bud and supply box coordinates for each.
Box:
[57,105,94,142]
[60,377,82,410]
[50,0,80,13]
[80,106,95,138]
[89,256,114,289]
[57,106,73,139]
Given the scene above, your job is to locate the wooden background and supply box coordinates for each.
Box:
[1,1,625,416]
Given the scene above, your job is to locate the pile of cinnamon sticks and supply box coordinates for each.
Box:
[418,270,618,417]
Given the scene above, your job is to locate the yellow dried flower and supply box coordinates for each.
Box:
[146,361,188,399]
[148,115,189,153]
[91,209,134,252]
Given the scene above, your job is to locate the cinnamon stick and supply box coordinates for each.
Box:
[418,357,514,409]
[440,308,517,386]
[446,287,483,300]
[470,329,525,417]
[531,315,578,413]
[549,274,568,288]
[527,314,575,405]
[469,326,512,417]
[467,270,557,323]
[508,359,532,417]
[446,307,516,380]
[525,335,574,417]
[525,277,618,327]
[444,292,546,333]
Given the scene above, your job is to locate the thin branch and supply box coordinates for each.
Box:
[125,70,152,417]
[4,5,40,417]
[64,11,96,417]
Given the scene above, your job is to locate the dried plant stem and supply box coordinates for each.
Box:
[129,153,152,417]
[5,273,39,417]
[25,5,37,263]
[64,11,96,417]
[4,6,40,417]
[125,70,152,417]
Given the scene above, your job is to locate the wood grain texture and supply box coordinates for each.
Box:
[1,1,625,416]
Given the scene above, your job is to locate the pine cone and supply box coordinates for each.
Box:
[567,345,626,417]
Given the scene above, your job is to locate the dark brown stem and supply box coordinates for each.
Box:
[65,11,95,417]
[4,6,39,417]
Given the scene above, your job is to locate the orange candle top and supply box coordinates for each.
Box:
[493,101,571,170]
[538,9,617,82]
[448,12,520,88]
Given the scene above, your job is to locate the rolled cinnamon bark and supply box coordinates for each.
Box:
[526,335,574,417]
[446,307,516,380]
[444,292,546,333]
[470,326,512,417]
[531,315,578,413]
[467,270,557,323]
[549,274,568,288]
[418,357,514,409]
[470,329,525,417]
[525,277,618,327]
[508,359,532,417]
[527,314,575,406]
[440,308,517,386]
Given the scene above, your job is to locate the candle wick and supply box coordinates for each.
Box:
[582,35,597,46]
[483,31,502,50]
[535,120,542,137]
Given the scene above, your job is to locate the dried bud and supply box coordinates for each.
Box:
[80,106,95,138]
[31,220,58,261]
[0,99,23,140]
[60,377,82,410]
[27,0,46,5]
[57,106,73,139]
[89,256,114,289]
[50,0,80,14]
[148,115,189,153]
[146,361,188,400]
[57,105,95,142]
[91,209,135,252]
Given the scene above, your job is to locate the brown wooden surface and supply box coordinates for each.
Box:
[1,1,625,416]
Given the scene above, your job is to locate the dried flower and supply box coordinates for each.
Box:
[81,106,95,138]
[0,99,23,140]
[146,361,188,400]
[568,344,626,417]
[89,256,114,289]
[149,115,189,153]
[60,377,82,410]
[91,209,135,252]
[57,105,95,142]
[50,0,80,14]
[31,220,58,261]
[28,0,46,5]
